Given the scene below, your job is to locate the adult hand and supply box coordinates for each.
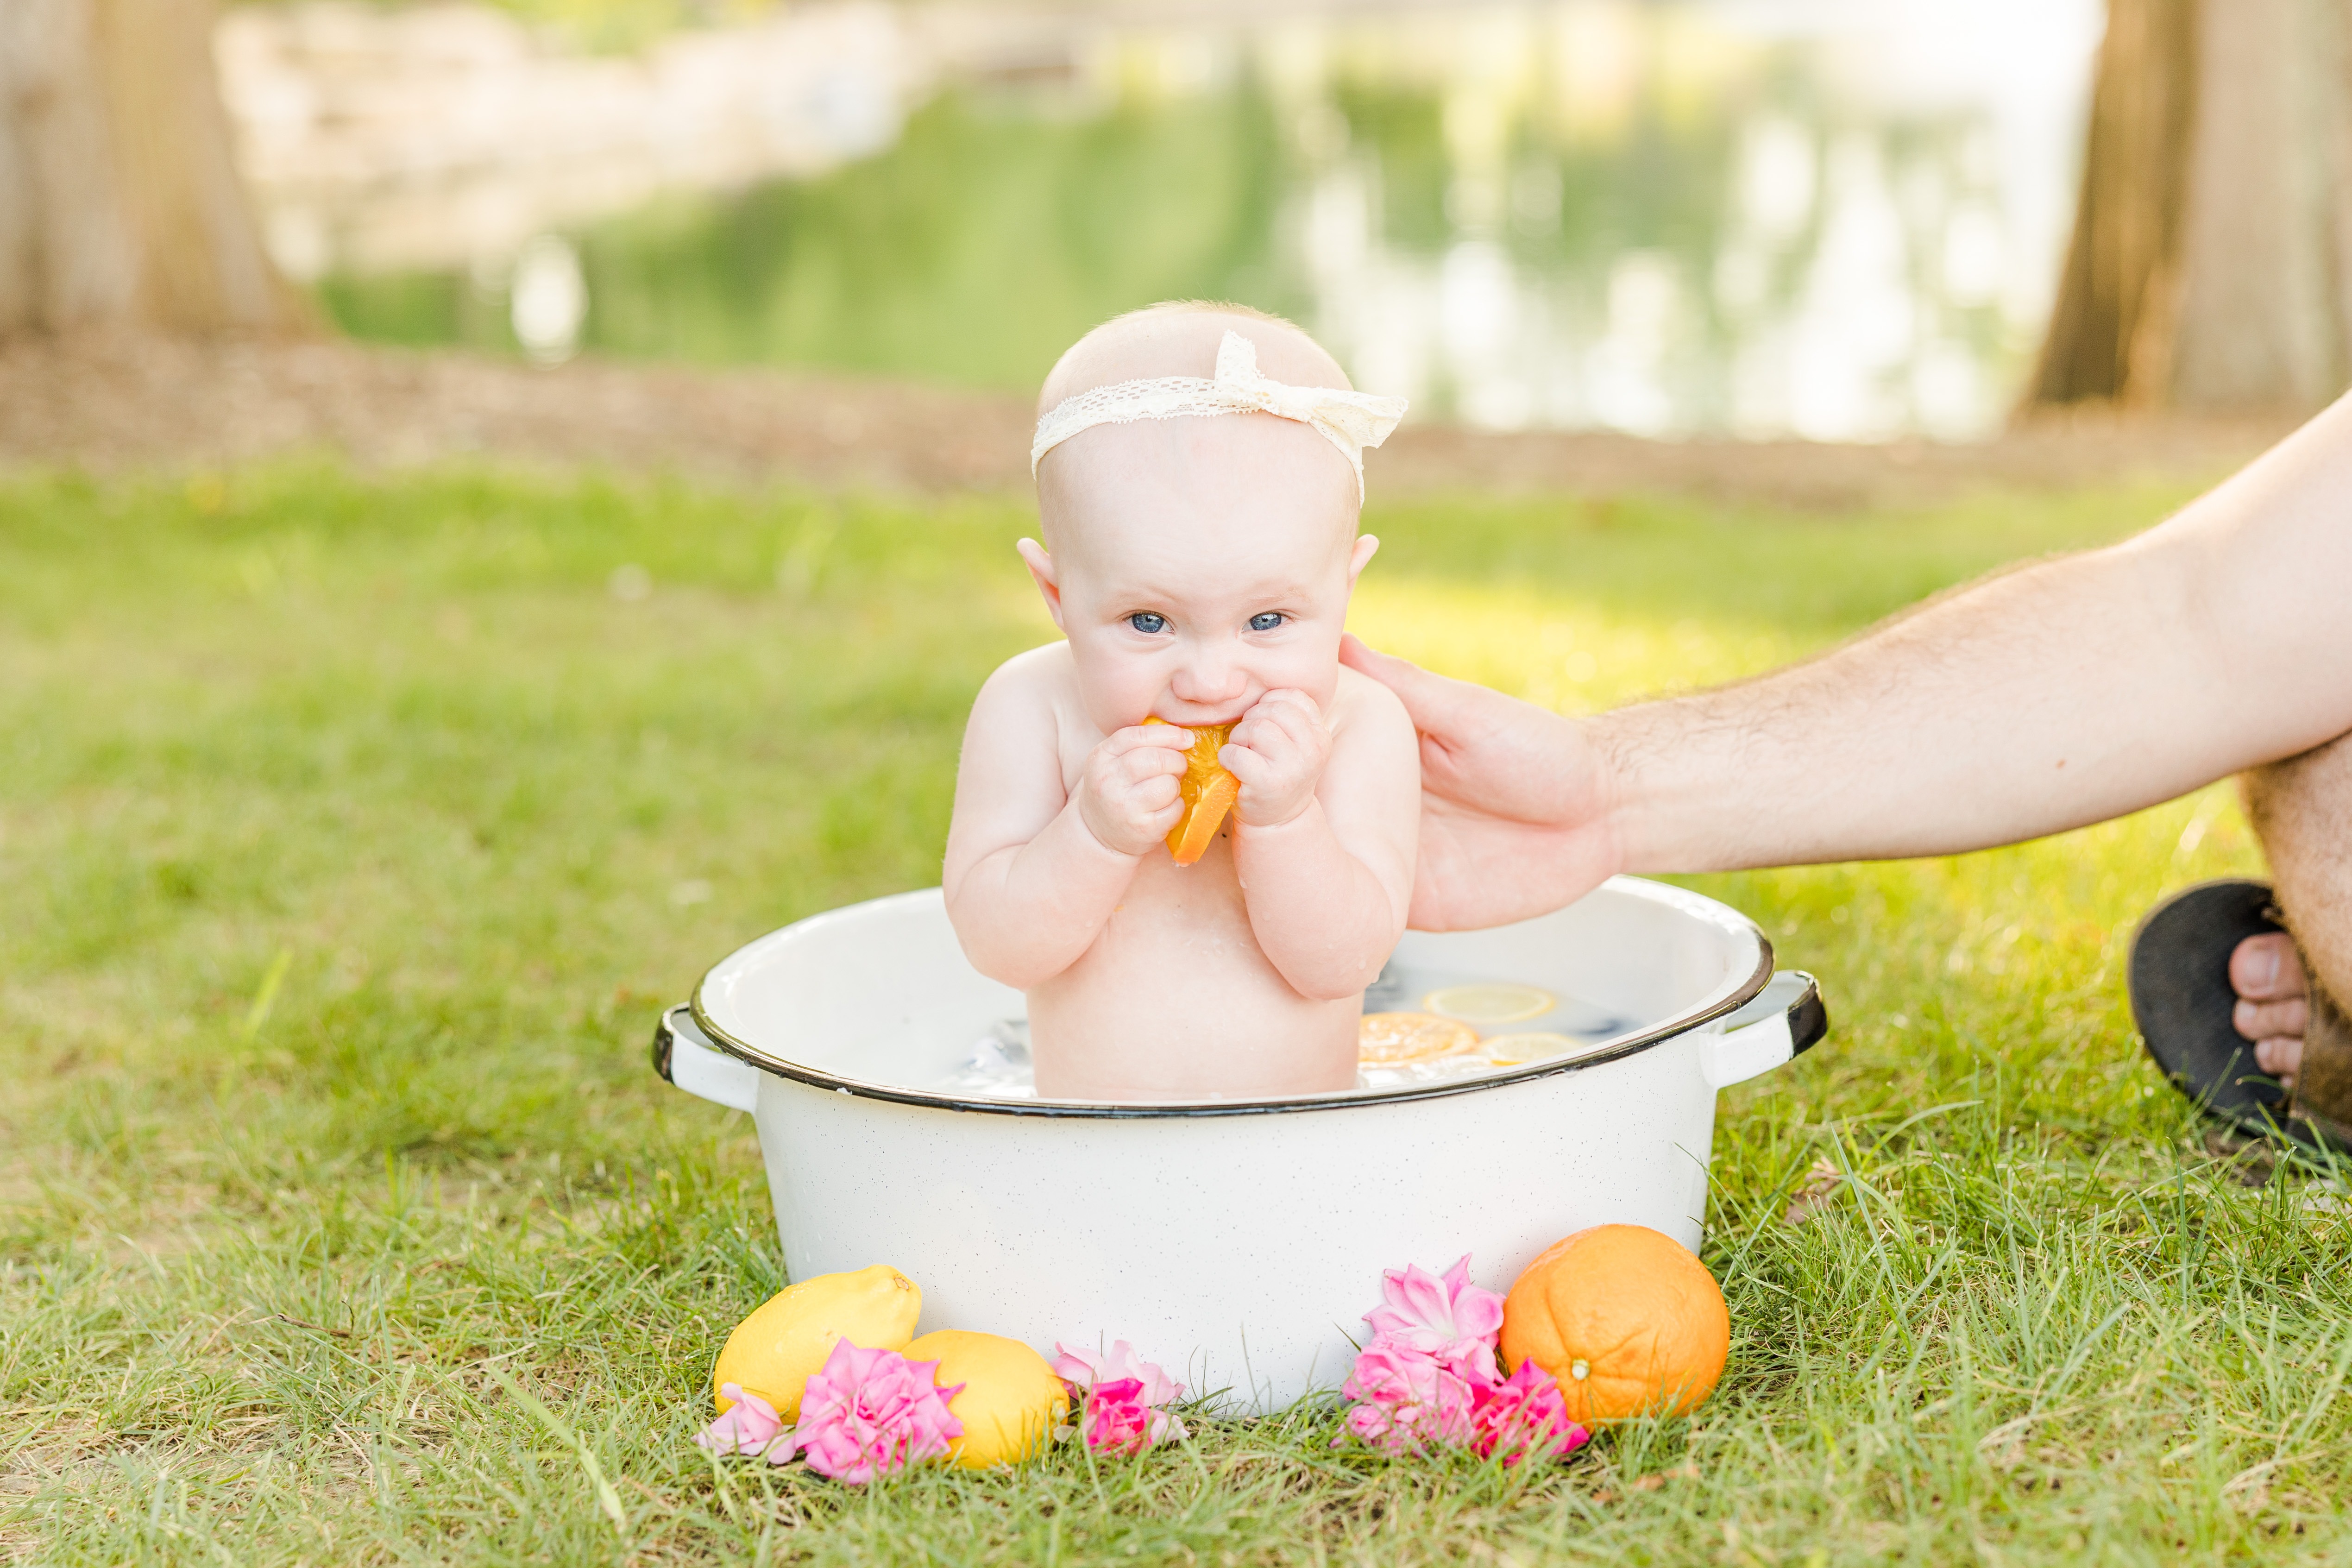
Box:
[1340,634,1622,930]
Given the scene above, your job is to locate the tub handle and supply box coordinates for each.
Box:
[1703,971,1828,1089]
[653,1004,761,1113]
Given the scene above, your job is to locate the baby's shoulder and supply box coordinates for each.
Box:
[978,640,1076,699]
[1329,662,1413,738]
[971,640,1081,726]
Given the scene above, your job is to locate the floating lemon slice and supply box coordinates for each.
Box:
[1359,1012,1478,1064]
[1477,1033,1580,1066]
[1422,982,1555,1025]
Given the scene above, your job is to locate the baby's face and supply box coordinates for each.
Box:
[1029,412,1373,732]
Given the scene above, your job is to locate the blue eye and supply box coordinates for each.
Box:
[1128,612,1168,634]
[1247,611,1285,632]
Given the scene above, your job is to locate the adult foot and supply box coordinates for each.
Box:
[2232,932,2308,1085]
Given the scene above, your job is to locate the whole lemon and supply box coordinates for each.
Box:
[903,1330,1069,1469]
[711,1265,921,1420]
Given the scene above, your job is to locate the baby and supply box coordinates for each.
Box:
[942,303,1421,1101]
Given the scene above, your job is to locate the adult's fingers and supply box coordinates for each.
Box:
[1339,634,1443,721]
[1339,634,1491,732]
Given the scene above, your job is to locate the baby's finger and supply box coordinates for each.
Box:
[1233,709,1313,762]
[1272,701,1327,750]
[1104,723,1195,755]
[1220,730,1288,776]
[1216,738,1279,789]
[1123,780,1183,825]
[1254,689,1323,737]
[1113,745,1189,785]
[1126,772,1182,808]
[1248,688,1323,727]
[1096,769,1178,818]
[1231,697,1304,748]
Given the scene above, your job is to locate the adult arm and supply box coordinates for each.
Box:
[1345,390,2352,930]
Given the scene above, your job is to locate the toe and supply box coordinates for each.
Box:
[2234,995,2310,1041]
[2231,932,2308,1001]
[2256,1036,2304,1084]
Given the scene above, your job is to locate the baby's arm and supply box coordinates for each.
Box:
[943,651,1194,989]
[1223,674,1420,1001]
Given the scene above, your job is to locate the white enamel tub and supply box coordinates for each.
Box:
[655,876,1825,1411]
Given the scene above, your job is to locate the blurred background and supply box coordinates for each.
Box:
[242,0,2092,440]
[9,0,2350,460]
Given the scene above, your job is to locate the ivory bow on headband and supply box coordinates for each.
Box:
[1031,331,1408,500]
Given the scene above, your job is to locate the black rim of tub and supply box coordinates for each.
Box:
[674,923,1815,1120]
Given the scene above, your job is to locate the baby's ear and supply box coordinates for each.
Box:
[1346,534,1380,585]
[1016,539,1066,630]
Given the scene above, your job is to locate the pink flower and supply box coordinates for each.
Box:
[1469,1360,1589,1465]
[1337,1255,1580,1465]
[1360,1254,1505,1388]
[1050,1341,1189,1451]
[1338,1341,1479,1452]
[790,1339,965,1484]
[1076,1376,1155,1454]
[695,1383,791,1459]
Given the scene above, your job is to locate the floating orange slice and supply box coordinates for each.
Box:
[1358,1012,1479,1064]
[1144,718,1238,866]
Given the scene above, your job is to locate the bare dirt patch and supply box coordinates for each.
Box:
[0,332,2295,508]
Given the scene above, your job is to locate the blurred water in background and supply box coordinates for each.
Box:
[239,0,2103,440]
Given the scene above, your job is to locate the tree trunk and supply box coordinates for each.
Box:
[2026,0,2352,415]
[0,0,307,336]
[2025,0,2197,408]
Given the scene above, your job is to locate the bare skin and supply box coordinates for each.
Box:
[1339,385,2352,1081]
[2235,730,2352,1084]
[943,307,1418,1102]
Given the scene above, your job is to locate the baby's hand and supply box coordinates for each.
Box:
[1222,689,1330,828]
[1075,724,1192,856]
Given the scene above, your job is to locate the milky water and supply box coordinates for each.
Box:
[934,963,1641,1101]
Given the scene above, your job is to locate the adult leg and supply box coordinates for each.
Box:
[2235,729,2352,1089]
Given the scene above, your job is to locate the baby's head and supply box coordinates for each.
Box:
[1022,302,1389,732]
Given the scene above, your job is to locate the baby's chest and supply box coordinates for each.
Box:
[1094,844,1252,950]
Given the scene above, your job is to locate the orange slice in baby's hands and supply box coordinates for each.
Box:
[1358,1012,1479,1064]
[1144,718,1239,866]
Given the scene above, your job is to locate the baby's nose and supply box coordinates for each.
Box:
[1171,645,1250,704]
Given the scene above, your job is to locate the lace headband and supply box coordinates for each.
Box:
[1031,330,1408,501]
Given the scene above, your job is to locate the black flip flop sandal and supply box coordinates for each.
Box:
[2127,878,2352,1155]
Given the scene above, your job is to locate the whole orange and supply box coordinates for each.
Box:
[1498,1225,1729,1424]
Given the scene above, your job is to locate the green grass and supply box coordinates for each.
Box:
[5,460,2346,1564]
